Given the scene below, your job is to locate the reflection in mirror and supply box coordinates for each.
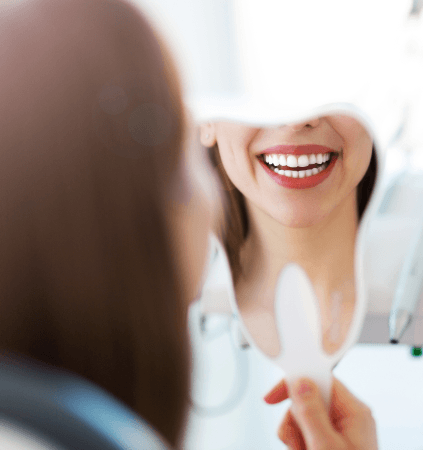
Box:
[200,114,377,358]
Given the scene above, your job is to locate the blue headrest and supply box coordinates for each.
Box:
[0,354,169,450]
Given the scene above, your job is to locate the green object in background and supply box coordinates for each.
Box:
[411,346,423,357]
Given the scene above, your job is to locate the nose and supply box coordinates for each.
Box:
[287,117,320,131]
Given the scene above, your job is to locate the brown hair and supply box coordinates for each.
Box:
[210,144,378,283]
[0,0,189,446]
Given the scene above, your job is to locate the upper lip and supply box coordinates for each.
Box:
[259,144,337,156]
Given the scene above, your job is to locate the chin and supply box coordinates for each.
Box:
[270,209,327,228]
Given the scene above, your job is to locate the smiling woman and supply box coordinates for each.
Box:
[200,115,377,356]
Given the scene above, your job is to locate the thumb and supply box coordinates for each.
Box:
[288,378,342,450]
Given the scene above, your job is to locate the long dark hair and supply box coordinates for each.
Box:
[210,144,378,283]
[0,0,189,446]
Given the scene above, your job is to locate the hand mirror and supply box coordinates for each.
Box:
[200,110,380,405]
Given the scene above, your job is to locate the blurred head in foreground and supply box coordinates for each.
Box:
[0,0,214,445]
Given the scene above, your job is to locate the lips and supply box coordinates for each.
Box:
[257,144,339,189]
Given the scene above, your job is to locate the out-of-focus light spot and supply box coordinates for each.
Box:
[98,85,128,115]
[128,103,172,146]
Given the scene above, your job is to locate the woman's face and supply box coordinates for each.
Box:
[200,115,373,227]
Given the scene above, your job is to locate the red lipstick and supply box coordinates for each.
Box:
[258,144,339,190]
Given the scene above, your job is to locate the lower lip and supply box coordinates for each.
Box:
[258,155,338,189]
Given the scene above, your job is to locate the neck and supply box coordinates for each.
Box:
[238,190,358,308]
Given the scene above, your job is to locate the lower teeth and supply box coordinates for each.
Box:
[268,162,329,178]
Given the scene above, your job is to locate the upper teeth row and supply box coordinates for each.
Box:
[264,153,331,168]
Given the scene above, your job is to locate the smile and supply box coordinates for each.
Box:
[262,152,332,178]
[258,145,339,189]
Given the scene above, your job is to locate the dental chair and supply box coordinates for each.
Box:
[0,354,169,450]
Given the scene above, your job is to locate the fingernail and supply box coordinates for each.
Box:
[294,379,314,399]
[263,390,278,404]
[263,386,283,404]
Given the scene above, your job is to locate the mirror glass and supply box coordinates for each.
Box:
[199,114,377,358]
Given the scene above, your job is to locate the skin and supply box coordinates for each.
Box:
[175,192,378,449]
[200,116,373,356]
[264,377,379,450]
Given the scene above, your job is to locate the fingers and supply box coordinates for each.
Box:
[266,377,376,449]
[264,379,304,448]
[278,409,305,450]
[330,377,377,445]
[288,378,344,450]
[331,377,370,420]
[263,378,289,404]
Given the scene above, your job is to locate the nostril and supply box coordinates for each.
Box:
[289,118,320,131]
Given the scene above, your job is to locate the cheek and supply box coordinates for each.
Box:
[217,144,257,203]
[216,140,240,184]
[331,117,373,187]
[215,125,258,186]
[346,136,373,189]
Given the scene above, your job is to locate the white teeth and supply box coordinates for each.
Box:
[263,152,332,177]
[297,154,309,167]
[264,152,331,166]
[268,161,330,178]
[286,155,298,168]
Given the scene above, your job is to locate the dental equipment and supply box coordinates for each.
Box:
[189,234,250,417]
[358,164,423,346]
[389,212,423,343]
[388,4,423,345]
